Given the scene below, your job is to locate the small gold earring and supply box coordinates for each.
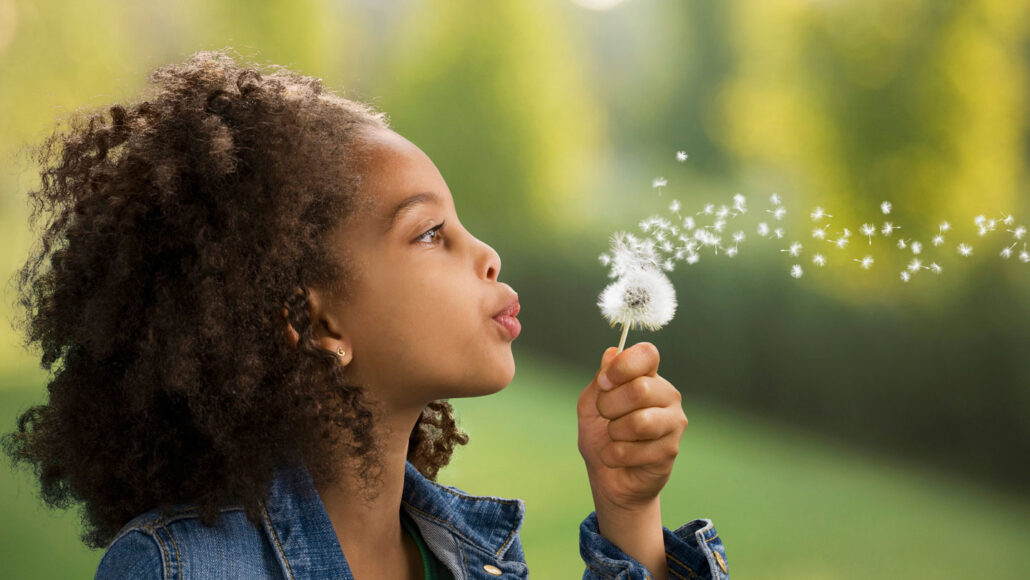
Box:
[337,347,346,357]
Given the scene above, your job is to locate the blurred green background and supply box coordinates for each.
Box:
[2,0,1029,577]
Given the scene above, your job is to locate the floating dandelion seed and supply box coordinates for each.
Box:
[1011,226,1026,240]
[712,219,727,232]
[733,231,746,244]
[810,207,832,221]
[881,222,898,236]
[813,254,826,267]
[1001,213,1015,225]
[860,223,876,244]
[911,241,922,255]
[932,234,945,246]
[716,205,731,219]
[774,228,785,239]
[639,219,653,233]
[732,194,748,214]
[812,225,830,240]
[676,151,688,162]
[1001,244,1014,259]
[897,239,908,250]
[1020,245,1030,263]
[958,243,973,257]
[770,193,782,206]
[769,206,787,220]
[782,241,803,257]
[699,204,715,216]
[974,214,986,227]
[900,271,911,283]
[686,253,700,264]
[855,256,874,269]
[929,262,942,274]
[725,247,739,258]
[881,201,892,215]
[598,253,612,266]
[790,264,803,279]
[669,200,681,213]
[757,222,771,237]
[598,266,677,352]
[940,221,951,233]
[652,177,667,189]
[662,259,675,272]
[908,258,923,273]
[683,216,696,231]
[832,236,849,249]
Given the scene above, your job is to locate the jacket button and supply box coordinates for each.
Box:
[483,564,503,576]
[714,550,728,573]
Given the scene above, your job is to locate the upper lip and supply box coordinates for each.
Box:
[492,292,520,318]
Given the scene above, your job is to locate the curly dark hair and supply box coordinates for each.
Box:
[1,48,469,550]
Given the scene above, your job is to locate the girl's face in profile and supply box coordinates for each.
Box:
[308,127,519,410]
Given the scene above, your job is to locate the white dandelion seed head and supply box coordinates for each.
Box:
[856,256,874,270]
[900,271,911,282]
[813,254,826,267]
[974,214,986,226]
[930,262,942,274]
[770,206,787,220]
[686,253,700,265]
[810,207,831,221]
[712,219,727,232]
[1019,249,1030,263]
[732,194,747,213]
[842,228,852,238]
[661,240,673,252]
[812,228,827,240]
[790,264,803,279]
[598,267,677,332]
[881,222,897,236]
[833,236,849,249]
[911,241,922,255]
[1002,214,1015,225]
[652,177,667,189]
[662,259,675,272]
[683,216,696,231]
[783,241,803,257]
[940,221,951,232]
[674,249,685,260]
[716,205,731,219]
[1012,226,1026,240]
[733,231,746,243]
[770,193,782,206]
[758,222,771,237]
[860,224,876,237]
[669,199,681,213]
[897,239,908,249]
[907,259,922,272]
[932,234,945,246]
[774,228,785,239]
[725,246,739,258]
[958,243,973,257]
[639,219,653,233]
[699,204,715,216]
[654,231,667,244]
[881,201,892,215]
[606,231,662,278]
[1001,247,1013,259]
[676,151,688,162]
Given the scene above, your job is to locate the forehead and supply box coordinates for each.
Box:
[355,128,445,213]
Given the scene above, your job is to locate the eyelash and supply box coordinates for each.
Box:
[416,221,446,245]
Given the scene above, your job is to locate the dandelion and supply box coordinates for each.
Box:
[907,258,923,273]
[1020,245,1030,263]
[911,241,922,255]
[598,266,677,353]
[732,194,748,214]
[881,201,892,215]
[810,207,832,221]
[940,221,951,233]
[774,228,785,239]
[683,216,696,231]
[669,200,681,213]
[929,262,942,274]
[712,219,727,232]
[1002,213,1015,225]
[1011,226,1026,240]
[958,243,973,257]
[860,223,876,244]
[686,253,700,264]
[676,151,688,162]
[661,240,673,253]
[782,241,803,257]
[652,177,667,190]
[1001,244,1014,259]
[812,225,830,240]
[698,204,715,216]
[855,256,874,270]
[974,214,986,227]
[790,264,803,279]
[881,222,898,236]
[770,193,782,206]
[900,271,911,283]
[716,205,731,219]
[813,254,826,267]
[733,231,746,244]
[769,206,787,220]
[639,218,653,233]
[832,236,849,249]
[932,234,945,246]
[758,222,771,237]
[662,259,675,272]
[897,239,908,250]
[725,246,739,258]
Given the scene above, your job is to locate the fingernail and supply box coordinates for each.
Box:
[597,373,614,391]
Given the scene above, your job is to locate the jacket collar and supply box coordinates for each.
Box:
[259,460,525,578]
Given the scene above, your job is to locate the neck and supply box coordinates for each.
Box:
[314,399,424,571]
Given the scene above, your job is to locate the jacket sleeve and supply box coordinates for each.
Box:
[94,529,166,580]
[579,512,729,579]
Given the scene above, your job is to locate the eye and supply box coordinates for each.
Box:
[416,221,445,245]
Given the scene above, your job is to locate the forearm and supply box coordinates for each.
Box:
[592,493,668,580]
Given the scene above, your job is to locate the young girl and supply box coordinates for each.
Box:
[3,49,728,579]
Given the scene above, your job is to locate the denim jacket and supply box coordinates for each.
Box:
[95,461,729,579]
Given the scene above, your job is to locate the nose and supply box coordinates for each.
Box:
[477,238,502,281]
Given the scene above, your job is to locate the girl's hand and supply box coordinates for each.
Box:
[577,342,688,512]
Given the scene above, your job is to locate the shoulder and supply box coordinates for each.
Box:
[95,504,282,580]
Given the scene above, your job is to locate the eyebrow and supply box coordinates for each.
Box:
[385,192,442,233]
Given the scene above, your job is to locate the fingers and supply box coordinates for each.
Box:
[599,430,682,470]
[606,406,686,442]
[596,375,682,421]
[596,342,660,391]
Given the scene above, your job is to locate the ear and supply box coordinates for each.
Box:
[282,287,353,364]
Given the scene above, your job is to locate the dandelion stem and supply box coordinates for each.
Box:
[617,322,630,353]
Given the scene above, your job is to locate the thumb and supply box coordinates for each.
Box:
[595,346,619,390]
